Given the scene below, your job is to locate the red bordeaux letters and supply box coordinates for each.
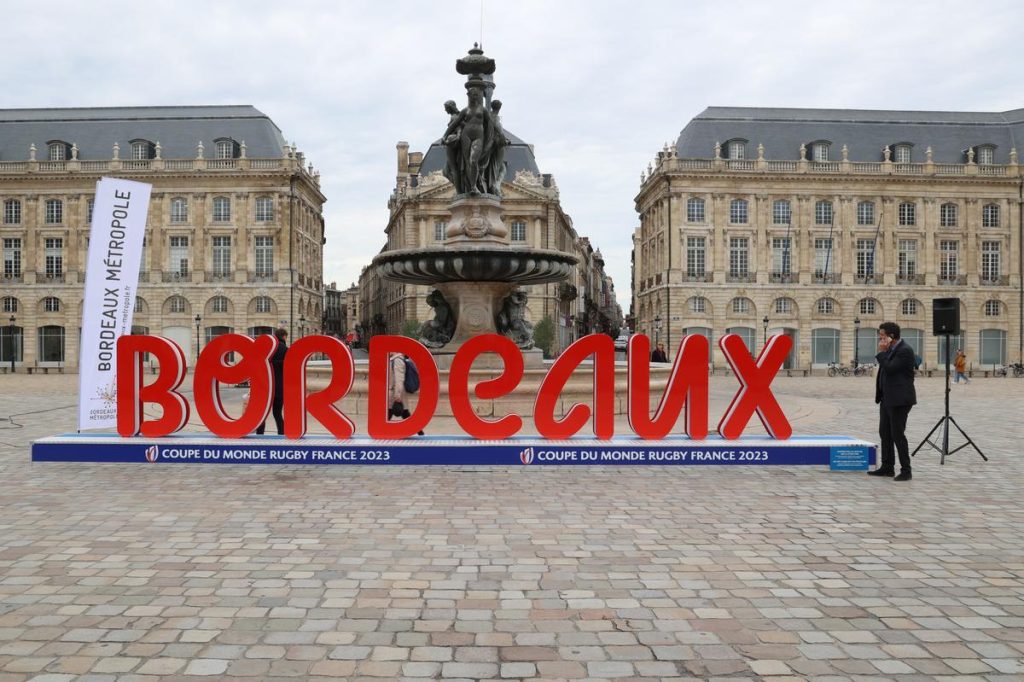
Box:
[116,333,794,441]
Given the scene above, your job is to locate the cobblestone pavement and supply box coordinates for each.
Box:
[0,373,1022,681]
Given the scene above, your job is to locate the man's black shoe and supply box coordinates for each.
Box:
[868,468,895,477]
[894,470,912,481]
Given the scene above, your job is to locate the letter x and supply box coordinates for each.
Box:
[718,334,793,440]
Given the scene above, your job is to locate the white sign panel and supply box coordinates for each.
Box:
[77,178,152,431]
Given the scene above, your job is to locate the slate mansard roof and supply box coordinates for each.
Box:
[417,129,542,178]
[676,106,1024,163]
[0,105,288,160]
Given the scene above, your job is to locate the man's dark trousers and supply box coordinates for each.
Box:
[879,403,912,472]
[256,393,284,435]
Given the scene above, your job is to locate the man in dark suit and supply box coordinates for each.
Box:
[256,328,288,435]
[869,322,917,481]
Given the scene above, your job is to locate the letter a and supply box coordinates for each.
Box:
[718,333,793,439]
[534,334,615,439]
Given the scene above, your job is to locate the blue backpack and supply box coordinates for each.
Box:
[403,357,420,393]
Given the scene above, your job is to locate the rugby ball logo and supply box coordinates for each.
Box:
[519,447,534,465]
[144,445,159,463]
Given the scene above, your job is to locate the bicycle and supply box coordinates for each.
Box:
[1009,362,1024,378]
[853,363,875,377]
[827,362,851,377]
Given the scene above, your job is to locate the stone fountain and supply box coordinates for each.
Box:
[312,45,671,418]
[371,44,577,365]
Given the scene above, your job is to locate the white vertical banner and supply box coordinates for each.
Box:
[78,177,152,431]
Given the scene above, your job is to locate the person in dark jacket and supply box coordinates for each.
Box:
[869,322,917,480]
[650,343,669,363]
[256,328,288,435]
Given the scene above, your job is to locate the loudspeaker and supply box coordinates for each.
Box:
[933,297,960,335]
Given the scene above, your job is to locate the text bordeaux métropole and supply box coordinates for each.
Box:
[96,189,134,372]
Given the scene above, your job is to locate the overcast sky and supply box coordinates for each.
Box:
[6,0,1023,309]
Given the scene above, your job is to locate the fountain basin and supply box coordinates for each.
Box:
[373,246,577,286]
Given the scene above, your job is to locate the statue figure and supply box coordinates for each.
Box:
[419,290,456,348]
[442,100,464,194]
[496,290,534,349]
[441,85,497,196]
[487,100,509,193]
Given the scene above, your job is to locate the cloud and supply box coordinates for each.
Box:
[4,0,1022,311]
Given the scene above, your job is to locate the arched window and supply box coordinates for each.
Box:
[772,199,791,225]
[134,296,146,313]
[43,296,61,312]
[167,295,187,314]
[811,141,831,162]
[816,297,836,315]
[984,300,1002,317]
[982,203,1000,228]
[212,196,231,222]
[254,296,273,314]
[976,145,996,165]
[686,197,705,223]
[901,298,919,316]
[939,203,958,227]
[688,296,708,314]
[47,141,70,162]
[814,200,833,225]
[130,139,155,160]
[170,197,188,223]
[774,297,794,315]
[725,139,747,160]
[893,144,912,163]
[211,296,230,314]
[2,296,18,313]
[729,199,748,224]
[858,298,878,315]
[214,138,237,159]
[731,297,752,315]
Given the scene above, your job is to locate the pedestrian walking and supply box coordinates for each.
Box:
[389,352,424,435]
[256,328,288,435]
[954,349,970,384]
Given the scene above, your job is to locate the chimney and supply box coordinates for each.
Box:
[396,141,410,174]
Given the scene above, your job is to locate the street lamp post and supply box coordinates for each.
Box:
[8,315,15,373]
[299,315,306,338]
[194,314,202,361]
[762,315,769,348]
[654,315,662,347]
[853,316,861,370]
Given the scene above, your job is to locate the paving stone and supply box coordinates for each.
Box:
[1,374,1023,680]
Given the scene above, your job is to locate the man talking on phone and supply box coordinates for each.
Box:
[869,322,917,481]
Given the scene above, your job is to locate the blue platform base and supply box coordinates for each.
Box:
[32,434,875,469]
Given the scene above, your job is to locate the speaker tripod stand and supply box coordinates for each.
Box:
[912,334,987,465]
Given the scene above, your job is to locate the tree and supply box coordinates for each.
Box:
[400,319,420,339]
[533,315,555,359]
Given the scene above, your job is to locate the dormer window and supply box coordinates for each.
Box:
[130,139,155,160]
[725,139,748,160]
[47,141,71,161]
[214,138,239,159]
[977,145,995,165]
[810,141,831,162]
[893,143,913,163]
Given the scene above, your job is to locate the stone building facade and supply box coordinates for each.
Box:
[358,138,621,355]
[0,106,325,370]
[633,106,1022,370]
